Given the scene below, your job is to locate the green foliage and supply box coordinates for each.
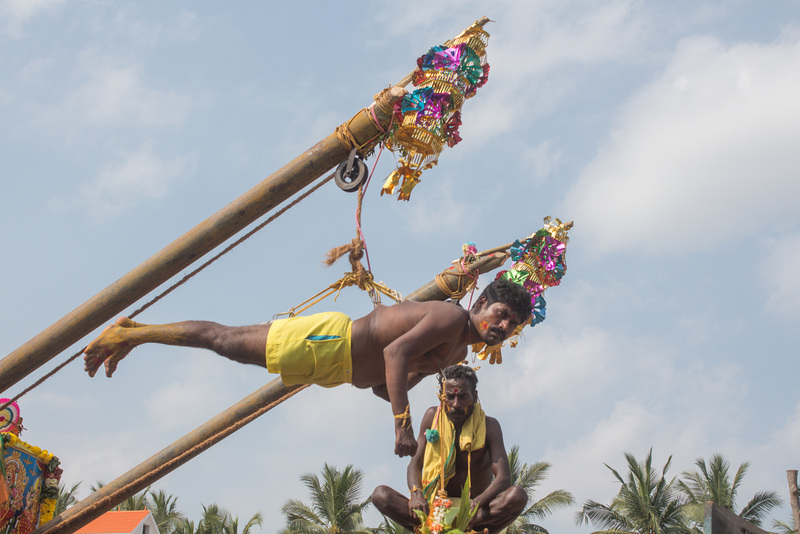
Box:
[773,518,797,534]
[502,445,575,534]
[677,454,782,530]
[191,503,264,534]
[575,449,691,534]
[77,482,262,534]
[147,489,186,534]
[280,463,374,534]
[55,481,81,515]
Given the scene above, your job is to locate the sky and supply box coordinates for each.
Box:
[2,1,800,533]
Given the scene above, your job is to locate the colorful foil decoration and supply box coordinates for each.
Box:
[0,432,62,533]
[382,22,490,200]
[472,217,573,363]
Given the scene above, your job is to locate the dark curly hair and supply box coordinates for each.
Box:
[437,364,478,392]
[475,279,532,321]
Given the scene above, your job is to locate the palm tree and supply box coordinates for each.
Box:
[55,481,81,515]
[195,503,263,534]
[220,509,264,534]
[146,488,186,533]
[773,519,796,534]
[281,463,374,534]
[375,518,411,534]
[576,449,690,534]
[678,454,782,529]
[502,445,575,534]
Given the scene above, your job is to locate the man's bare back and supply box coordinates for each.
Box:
[349,300,472,388]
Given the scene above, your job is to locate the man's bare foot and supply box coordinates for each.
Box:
[84,317,144,378]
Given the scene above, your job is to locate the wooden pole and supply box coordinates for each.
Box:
[405,252,510,302]
[0,87,404,395]
[31,248,509,534]
[2,15,493,394]
[788,470,800,533]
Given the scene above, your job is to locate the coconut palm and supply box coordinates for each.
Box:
[773,518,796,534]
[575,449,690,534]
[678,454,782,529]
[375,518,412,534]
[172,518,200,534]
[281,463,374,534]
[502,445,575,534]
[193,503,263,534]
[55,481,81,515]
[146,488,186,533]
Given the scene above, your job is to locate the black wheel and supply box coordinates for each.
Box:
[335,158,368,192]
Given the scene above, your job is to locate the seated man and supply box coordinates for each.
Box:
[83,280,532,458]
[371,365,527,533]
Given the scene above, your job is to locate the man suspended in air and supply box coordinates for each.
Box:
[84,280,532,458]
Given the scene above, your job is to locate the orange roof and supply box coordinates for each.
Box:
[74,510,152,533]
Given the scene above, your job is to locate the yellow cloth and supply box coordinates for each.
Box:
[421,402,486,501]
[266,311,353,388]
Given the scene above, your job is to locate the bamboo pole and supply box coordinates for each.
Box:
[1,16,492,395]
[32,248,509,534]
[405,251,510,302]
[0,87,404,395]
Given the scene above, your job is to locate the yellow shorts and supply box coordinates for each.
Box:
[266,311,353,388]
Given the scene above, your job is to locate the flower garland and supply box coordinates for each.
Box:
[414,484,477,534]
[382,21,490,201]
[1,432,62,529]
[472,216,573,363]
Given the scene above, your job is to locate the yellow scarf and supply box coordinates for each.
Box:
[421,402,486,501]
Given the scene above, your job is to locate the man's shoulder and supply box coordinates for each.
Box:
[388,300,466,325]
[484,414,503,436]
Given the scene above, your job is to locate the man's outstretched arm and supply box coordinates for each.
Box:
[382,307,466,457]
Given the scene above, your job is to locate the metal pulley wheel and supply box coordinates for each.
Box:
[334,156,368,192]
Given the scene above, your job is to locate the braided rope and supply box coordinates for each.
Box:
[434,259,479,300]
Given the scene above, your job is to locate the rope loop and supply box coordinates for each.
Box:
[434,259,479,300]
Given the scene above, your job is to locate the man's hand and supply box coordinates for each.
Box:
[470,496,485,512]
[409,491,429,517]
[394,424,418,457]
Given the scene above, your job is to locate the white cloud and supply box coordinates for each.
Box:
[60,57,190,126]
[523,140,565,184]
[0,0,66,36]
[763,233,800,317]
[373,0,650,142]
[561,35,800,257]
[49,141,193,219]
[491,325,612,406]
[144,352,244,432]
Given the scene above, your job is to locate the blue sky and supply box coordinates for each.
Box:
[2,1,800,533]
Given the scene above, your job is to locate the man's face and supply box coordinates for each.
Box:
[441,377,476,426]
[474,300,522,346]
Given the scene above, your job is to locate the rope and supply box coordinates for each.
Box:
[434,259,479,300]
[0,174,336,412]
[334,87,397,158]
[318,134,401,310]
